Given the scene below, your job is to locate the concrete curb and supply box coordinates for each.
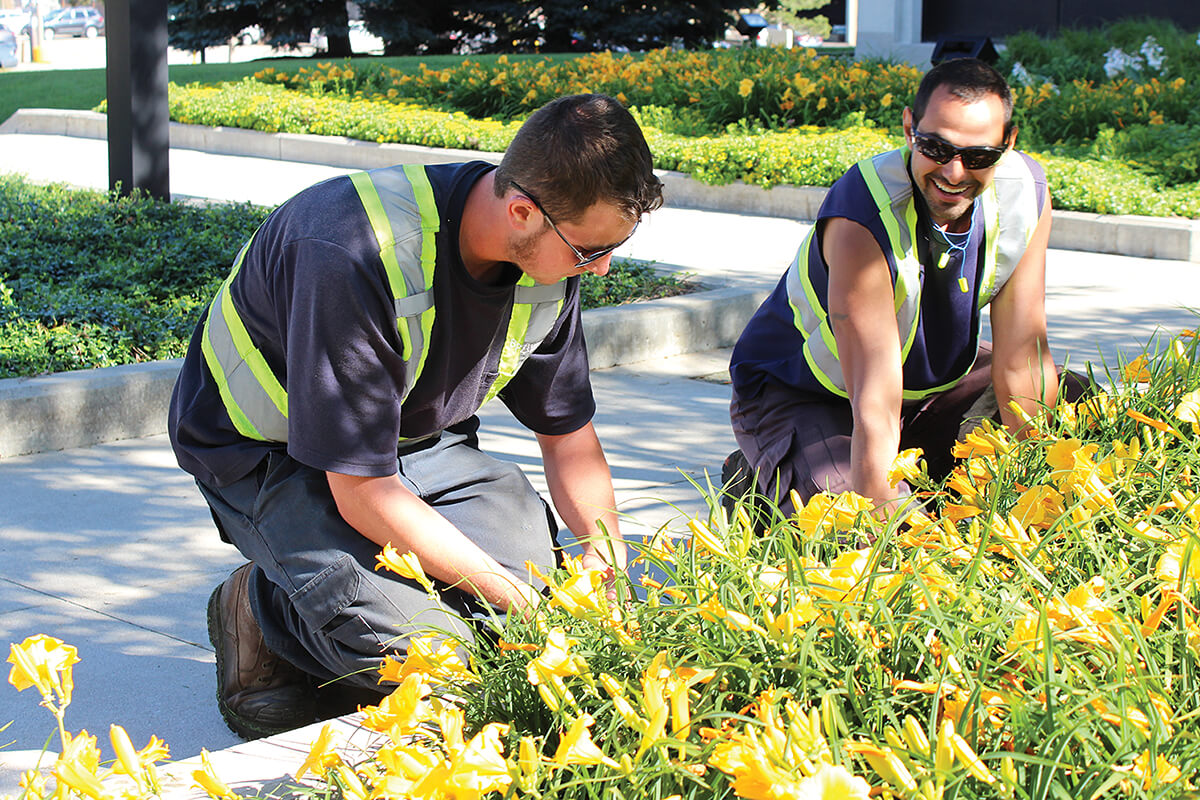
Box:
[4,108,1199,262]
[0,285,767,458]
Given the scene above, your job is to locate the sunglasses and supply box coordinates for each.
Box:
[911,129,1007,170]
[511,181,638,270]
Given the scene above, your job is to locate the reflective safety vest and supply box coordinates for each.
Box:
[786,147,1041,400]
[200,164,568,443]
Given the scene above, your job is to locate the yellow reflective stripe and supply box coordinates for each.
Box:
[977,183,1001,308]
[201,282,264,441]
[218,274,287,416]
[483,274,536,405]
[403,164,439,396]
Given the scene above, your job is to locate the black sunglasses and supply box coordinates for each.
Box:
[911,129,1007,170]
[511,181,638,270]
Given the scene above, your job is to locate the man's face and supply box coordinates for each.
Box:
[903,85,1013,231]
[512,197,638,285]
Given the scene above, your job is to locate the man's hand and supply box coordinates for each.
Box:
[326,471,541,615]
[537,422,627,574]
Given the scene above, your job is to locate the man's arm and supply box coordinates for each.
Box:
[989,199,1057,435]
[536,421,626,577]
[325,472,541,614]
[823,217,907,510]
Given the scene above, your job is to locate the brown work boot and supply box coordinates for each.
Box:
[207,563,318,739]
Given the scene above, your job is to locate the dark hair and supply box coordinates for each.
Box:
[494,94,663,223]
[912,58,1014,139]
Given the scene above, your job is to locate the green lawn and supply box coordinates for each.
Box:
[0,52,569,126]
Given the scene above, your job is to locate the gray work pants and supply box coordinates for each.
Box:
[197,420,557,689]
[731,346,1088,514]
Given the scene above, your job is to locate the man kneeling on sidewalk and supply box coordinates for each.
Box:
[168,94,662,739]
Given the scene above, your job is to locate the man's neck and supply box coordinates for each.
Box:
[458,171,508,285]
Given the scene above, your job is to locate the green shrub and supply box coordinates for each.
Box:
[0,175,269,378]
[0,176,688,379]
[998,17,1200,86]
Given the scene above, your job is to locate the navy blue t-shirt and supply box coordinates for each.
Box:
[169,161,595,487]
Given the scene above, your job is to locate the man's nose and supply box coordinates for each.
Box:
[583,253,614,277]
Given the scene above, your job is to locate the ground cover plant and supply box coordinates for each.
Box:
[0,175,688,379]
[9,329,1200,798]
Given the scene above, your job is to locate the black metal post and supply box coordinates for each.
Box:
[105,0,170,200]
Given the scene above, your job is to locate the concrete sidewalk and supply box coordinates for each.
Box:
[2,122,1200,793]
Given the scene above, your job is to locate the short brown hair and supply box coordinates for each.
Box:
[494,94,663,224]
[912,58,1014,139]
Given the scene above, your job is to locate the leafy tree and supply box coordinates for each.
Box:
[355,0,491,55]
[761,0,832,38]
[166,0,255,56]
[476,0,776,53]
[167,0,352,57]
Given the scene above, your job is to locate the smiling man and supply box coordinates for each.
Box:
[727,58,1069,515]
[168,94,662,739]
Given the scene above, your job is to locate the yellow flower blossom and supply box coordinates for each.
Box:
[294,723,342,780]
[738,78,755,97]
[1125,751,1183,789]
[192,749,236,800]
[1155,536,1200,593]
[1174,388,1200,434]
[526,628,586,711]
[553,713,619,769]
[886,447,924,488]
[374,543,435,592]
[1123,355,1152,382]
[383,635,475,685]
[7,634,79,706]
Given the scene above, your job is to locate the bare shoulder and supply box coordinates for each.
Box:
[821,217,887,274]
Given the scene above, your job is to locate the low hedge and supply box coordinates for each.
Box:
[0,176,687,380]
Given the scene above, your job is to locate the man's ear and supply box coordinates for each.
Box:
[1005,125,1019,151]
[507,192,539,233]
[902,107,914,142]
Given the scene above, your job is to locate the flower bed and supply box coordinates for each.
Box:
[156,39,1200,218]
[10,330,1200,798]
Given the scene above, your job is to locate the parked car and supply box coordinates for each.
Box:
[0,25,17,68]
[44,7,103,39]
[0,8,29,34]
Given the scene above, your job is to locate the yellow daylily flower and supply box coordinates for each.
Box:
[1155,537,1200,594]
[447,722,512,798]
[1127,751,1183,790]
[1122,355,1152,383]
[294,723,343,780]
[738,78,754,97]
[361,673,433,737]
[374,543,435,592]
[552,713,619,769]
[1175,388,1200,433]
[7,634,79,705]
[384,635,475,685]
[887,448,924,488]
[526,628,584,711]
[192,749,237,800]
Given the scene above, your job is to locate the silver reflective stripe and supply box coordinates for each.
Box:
[362,167,437,402]
[517,282,568,345]
[981,152,1040,304]
[204,281,289,442]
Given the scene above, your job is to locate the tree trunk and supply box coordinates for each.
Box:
[325,31,352,56]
